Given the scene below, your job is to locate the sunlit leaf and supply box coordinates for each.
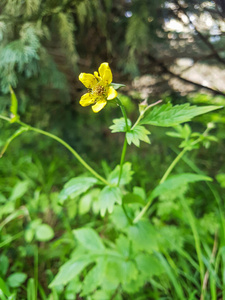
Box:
[151,173,212,200]
[109,118,132,133]
[140,103,222,127]
[108,162,133,186]
[126,125,151,147]
[73,228,105,251]
[58,177,97,204]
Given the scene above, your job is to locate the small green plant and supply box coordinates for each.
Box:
[0,63,223,299]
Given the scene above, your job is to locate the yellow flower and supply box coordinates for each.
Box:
[79,62,118,113]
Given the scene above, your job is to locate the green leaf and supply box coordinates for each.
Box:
[120,261,138,284]
[92,290,113,300]
[81,259,106,296]
[65,277,82,298]
[9,86,20,123]
[35,224,54,242]
[59,177,97,204]
[133,186,146,200]
[9,180,30,201]
[116,235,130,258]
[73,228,105,251]
[49,257,93,287]
[79,189,100,215]
[109,118,132,133]
[99,186,122,216]
[108,162,133,186]
[151,173,212,200]
[135,253,164,277]
[7,272,27,288]
[216,173,225,188]
[27,278,35,300]
[126,125,151,147]
[110,83,126,90]
[0,277,10,297]
[126,220,158,252]
[0,255,9,277]
[139,103,222,127]
[123,193,145,205]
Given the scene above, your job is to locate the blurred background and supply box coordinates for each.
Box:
[1,0,225,179]
[1,0,225,212]
[1,1,225,298]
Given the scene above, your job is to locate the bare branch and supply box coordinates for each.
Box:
[172,0,225,65]
[147,53,225,97]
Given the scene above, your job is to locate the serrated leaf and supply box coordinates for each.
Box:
[58,177,97,204]
[110,83,126,90]
[99,186,122,216]
[73,228,105,251]
[151,173,212,200]
[126,125,151,147]
[109,118,132,133]
[108,162,133,185]
[139,103,222,127]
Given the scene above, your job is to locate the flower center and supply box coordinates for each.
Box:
[93,85,106,96]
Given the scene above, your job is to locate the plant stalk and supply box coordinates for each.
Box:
[116,98,130,186]
[0,115,110,186]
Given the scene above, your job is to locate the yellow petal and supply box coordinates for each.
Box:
[79,73,97,88]
[98,62,112,85]
[92,99,107,113]
[94,71,101,80]
[107,86,117,100]
[79,93,96,107]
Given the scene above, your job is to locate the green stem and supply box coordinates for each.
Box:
[131,100,162,130]
[134,147,187,223]
[115,98,133,224]
[117,139,127,186]
[0,115,11,122]
[116,98,130,186]
[116,98,129,131]
[18,121,110,185]
[160,148,187,184]
[0,115,110,186]
[133,196,153,223]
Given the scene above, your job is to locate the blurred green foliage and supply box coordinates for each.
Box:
[1,0,225,299]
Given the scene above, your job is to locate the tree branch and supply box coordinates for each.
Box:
[173,0,225,65]
[147,54,225,97]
